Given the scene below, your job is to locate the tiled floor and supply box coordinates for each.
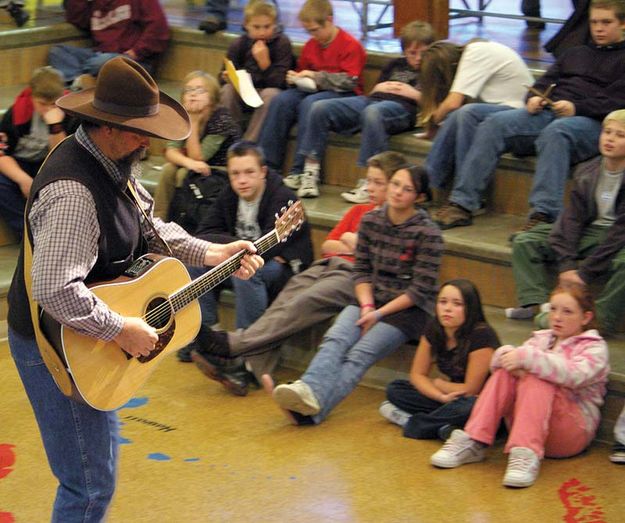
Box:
[2,340,624,522]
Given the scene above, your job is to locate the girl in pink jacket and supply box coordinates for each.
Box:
[430,282,609,488]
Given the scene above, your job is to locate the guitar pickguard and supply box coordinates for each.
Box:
[137,322,175,363]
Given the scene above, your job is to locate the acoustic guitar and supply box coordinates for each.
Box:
[40,201,304,411]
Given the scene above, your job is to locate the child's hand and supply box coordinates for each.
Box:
[559,270,584,286]
[439,390,465,403]
[526,96,545,114]
[252,40,270,69]
[552,100,575,117]
[356,309,380,336]
[186,160,211,176]
[286,70,298,85]
[500,350,522,372]
[185,99,210,115]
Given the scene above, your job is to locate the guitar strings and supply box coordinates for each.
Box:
[141,226,287,327]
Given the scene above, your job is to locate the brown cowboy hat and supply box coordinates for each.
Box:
[56,56,190,141]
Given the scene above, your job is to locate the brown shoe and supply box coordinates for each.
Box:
[509,212,553,241]
[432,202,473,230]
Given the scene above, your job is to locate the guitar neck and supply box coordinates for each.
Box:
[169,229,280,313]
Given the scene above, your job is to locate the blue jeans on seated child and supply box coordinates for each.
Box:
[449,108,601,218]
[301,305,411,424]
[257,88,350,175]
[48,46,154,83]
[9,328,119,523]
[386,378,477,439]
[425,103,514,189]
[298,96,413,168]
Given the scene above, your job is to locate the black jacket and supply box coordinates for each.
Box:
[196,171,313,270]
[549,156,625,283]
[530,39,625,121]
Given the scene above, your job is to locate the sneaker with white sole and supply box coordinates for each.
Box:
[341,178,369,204]
[430,429,486,468]
[272,380,321,415]
[609,442,625,464]
[503,447,541,488]
[505,305,537,320]
[283,173,301,189]
[379,400,410,427]
[297,171,320,198]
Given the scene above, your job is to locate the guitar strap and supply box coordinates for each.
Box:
[22,227,75,397]
[126,180,173,257]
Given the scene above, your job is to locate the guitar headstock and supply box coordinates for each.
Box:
[275,200,304,243]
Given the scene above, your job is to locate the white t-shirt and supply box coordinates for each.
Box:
[450,41,534,109]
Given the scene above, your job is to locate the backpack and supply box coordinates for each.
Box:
[168,169,228,235]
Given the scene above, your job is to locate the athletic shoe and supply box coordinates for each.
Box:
[430,429,486,468]
[609,442,625,464]
[272,380,321,415]
[503,447,541,488]
[341,179,369,204]
[379,401,410,427]
[198,15,227,34]
[505,306,536,320]
[297,171,319,198]
[283,173,301,189]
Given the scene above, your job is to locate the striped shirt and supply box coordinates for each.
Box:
[353,205,443,314]
[29,126,210,341]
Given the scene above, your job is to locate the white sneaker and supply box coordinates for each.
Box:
[283,173,301,189]
[503,447,541,488]
[297,171,319,198]
[379,401,410,427]
[430,429,486,468]
[341,178,369,204]
[272,380,321,415]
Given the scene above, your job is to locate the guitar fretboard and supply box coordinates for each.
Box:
[169,228,280,313]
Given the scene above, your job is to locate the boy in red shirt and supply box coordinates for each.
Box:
[257,0,366,198]
[49,0,169,84]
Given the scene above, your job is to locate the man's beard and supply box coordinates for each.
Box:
[118,146,148,168]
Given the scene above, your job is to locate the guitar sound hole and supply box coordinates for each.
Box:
[146,297,172,330]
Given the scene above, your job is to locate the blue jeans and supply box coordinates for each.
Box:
[299,96,413,167]
[9,328,119,522]
[193,259,290,329]
[386,379,477,439]
[426,103,514,189]
[257,88,348,174]
[449,108,601,217]
[302,305,409,424]
[204,0,228,19]
[48,46,155,83]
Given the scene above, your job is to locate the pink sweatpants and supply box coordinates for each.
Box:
[465,369,592,459]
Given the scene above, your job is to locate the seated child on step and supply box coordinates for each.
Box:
[431,282,609,489]
[380,279,499,440]
[152,71,240,231]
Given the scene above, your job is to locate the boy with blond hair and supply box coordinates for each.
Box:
[220,0,293,141]
[257,0,366,197]
[507,109,625,336]
[0,66,75,239]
